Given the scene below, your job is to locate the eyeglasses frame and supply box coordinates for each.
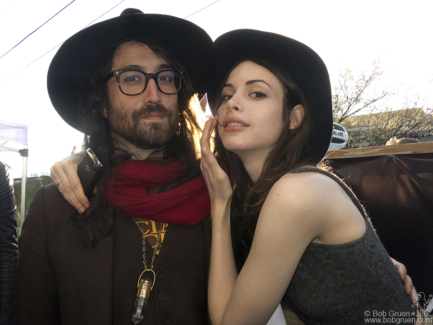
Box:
[107,69,183,96]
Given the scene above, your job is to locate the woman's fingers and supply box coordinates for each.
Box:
[200,117,213,152]
[201,118,223,176]
[50,152,89,213]
[200,116,232,201]
[410,285,419,306]
[208,116,218,142]
[390,257,415,297]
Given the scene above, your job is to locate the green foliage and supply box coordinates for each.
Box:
[14,176,54,220]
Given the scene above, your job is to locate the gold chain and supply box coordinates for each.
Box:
[136,221,166,271]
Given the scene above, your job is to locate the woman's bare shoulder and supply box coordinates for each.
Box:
[263,170,346,224]
[266,170,366,245]
[273,170,339,199]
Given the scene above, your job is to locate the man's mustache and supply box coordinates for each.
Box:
[132,104,170,121]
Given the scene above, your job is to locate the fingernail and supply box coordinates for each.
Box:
[202,147,208,154]
[84,203,90,209]
[78,208,85,214]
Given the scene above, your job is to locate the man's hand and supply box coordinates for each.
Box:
[50,152,89,213]
[390,257,418,305]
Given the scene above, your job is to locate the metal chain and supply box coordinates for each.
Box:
[137,222,165,270]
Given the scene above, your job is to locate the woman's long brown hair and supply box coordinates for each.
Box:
[213,57,319,265]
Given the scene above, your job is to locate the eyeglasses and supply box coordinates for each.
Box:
[108,69,182,96]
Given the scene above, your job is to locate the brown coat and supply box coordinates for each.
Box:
[14,184,211,325]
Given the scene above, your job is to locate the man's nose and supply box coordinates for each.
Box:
[143,78,161,103]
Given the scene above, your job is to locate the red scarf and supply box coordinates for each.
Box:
[104,159,210,226]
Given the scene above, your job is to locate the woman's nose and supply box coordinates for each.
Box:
[227,96,240,112]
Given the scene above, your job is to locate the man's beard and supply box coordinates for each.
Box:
[107,102,179,150]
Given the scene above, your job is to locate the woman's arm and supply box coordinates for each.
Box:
[214,176,325,325]
[49,152,88,213]
[200,117,237,324]
[222,176,325,325]
[200,118,321,325]
[208,197,238,325]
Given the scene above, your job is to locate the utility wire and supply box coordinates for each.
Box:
[184,0,221,19]
[81,0,125,29]
[0,0,220,86]
[0,0,76,59]
[0,0,125,86]
[2,0,19,14]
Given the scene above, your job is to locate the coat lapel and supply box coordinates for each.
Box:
[68,216,114,324]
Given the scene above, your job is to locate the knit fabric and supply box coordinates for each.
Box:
[282,167,415,325]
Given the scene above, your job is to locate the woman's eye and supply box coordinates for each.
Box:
[251,92,266,98]
[222,94,232,101]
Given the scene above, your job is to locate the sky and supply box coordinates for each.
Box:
[0,0,432,178]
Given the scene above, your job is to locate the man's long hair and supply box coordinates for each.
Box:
[213,58,317,265]
[70,39,202,247]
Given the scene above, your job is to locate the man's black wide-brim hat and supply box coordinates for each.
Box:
[48,8,215,131]
[207,29,333,163]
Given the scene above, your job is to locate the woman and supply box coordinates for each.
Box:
[200,29,417,325]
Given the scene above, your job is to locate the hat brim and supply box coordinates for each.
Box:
[207,29,332,163]
[48,11,214,131]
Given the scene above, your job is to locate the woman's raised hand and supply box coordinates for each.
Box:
[200,116,233,206]
[50,152,89,214]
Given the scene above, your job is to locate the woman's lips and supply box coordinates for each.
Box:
[222,117,249,131]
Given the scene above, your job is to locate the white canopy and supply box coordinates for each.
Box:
[0,120,28,228]
[0,120,28,144]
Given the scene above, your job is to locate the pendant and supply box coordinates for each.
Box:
[131,269,156,324]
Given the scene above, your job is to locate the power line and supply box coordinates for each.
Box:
[0,0,125,86]
[0,1,76,59]
[0,0,220,86]
[81,0,125,29]
[184,0,221,19]
[1,0,19,15]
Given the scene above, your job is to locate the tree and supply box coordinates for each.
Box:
[333,61,392,124]
[332,62,433,148]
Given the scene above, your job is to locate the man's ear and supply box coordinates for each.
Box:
[289,105,304,129]
[103,107,108,118]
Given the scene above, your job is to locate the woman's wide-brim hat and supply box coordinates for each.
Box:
[48,8,215,131]
[207,29,333,162]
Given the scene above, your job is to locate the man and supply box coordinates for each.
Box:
[14,9,214,324]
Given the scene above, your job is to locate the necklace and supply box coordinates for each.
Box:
[132,221,166,324]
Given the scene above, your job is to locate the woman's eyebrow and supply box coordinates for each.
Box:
[222,83,234,90]
[245,79,272,89]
